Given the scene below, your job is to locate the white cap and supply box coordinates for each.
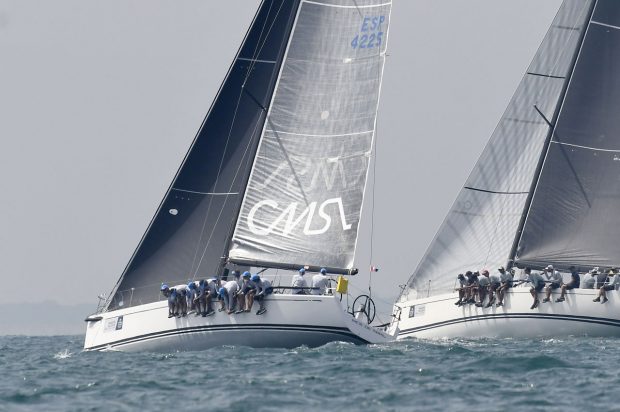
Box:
[545,265,554,270]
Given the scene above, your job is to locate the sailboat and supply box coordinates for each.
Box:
[84,0,394,352]
[390,0,620,339]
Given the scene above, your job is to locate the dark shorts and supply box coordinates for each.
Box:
[501,281,513,288]
[547,282,560,290]
[533,281,545,292]
[603,285,615,291]
[241,285,255,294]
[490,282,501,291]
[564,284,577,290]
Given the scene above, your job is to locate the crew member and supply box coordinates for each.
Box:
[556,266,580,302]
[292,268,308,295]
[248,274,273,315]
[542,265,562,303]
[311,268,330,295]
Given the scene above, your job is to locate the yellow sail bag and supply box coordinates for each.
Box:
[336,275,348,294]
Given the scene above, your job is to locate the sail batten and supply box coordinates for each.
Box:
[228,0,391,272]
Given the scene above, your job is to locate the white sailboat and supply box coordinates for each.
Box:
[84,0,394,352]
[390,0,620,339]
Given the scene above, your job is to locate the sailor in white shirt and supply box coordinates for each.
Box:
[486,270,502,308]
[542,265,563,303]
[476,270,491,307]
[291,268,308,295]
[311,268,330,295]
[527,268,545,309]
[173,283,189,316]
[218,280,239,314]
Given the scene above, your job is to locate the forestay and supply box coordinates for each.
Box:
[517,0,620,270]
[228,0,392,273]
[403,0,594,298]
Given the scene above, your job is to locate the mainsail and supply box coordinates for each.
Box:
[227,0,392,274]
[106,0,301,310]
[516,0,620,270]
[404,0,595,298]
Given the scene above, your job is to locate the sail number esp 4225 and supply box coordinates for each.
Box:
[351,15,385,49]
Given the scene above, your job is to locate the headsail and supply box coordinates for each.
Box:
[516,0,620,270]
[106,0,301,310]
[403,0,594,298]
[227,0,392,274]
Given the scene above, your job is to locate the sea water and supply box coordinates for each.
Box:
[0,335,618,412]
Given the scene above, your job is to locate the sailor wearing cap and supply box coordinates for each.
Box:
[311,268,330,295]
[593,269,620,304]
[485,270,501,308]
[204,277,219,316]
[582,268,598,289]
[172,283,189,317]
[542,265,562,303]
[218,280,239,314]
[526,268,545,309]
[186,281,199,314]
[476,270,491,307]
[161,284,177,318]
[235,271,255,314]
[292,268,308,295]
[248,274,273,315]
[556,266,580,302]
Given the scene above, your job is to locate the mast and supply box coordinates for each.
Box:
[507,0,597,270]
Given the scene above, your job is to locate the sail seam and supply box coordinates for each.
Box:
[265,129,374,138]
[551,140,620,153]
[302,0,391,9]
[591,20,620,30]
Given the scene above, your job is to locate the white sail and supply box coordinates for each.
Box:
[403,0,593,298]
[228,0,391,273]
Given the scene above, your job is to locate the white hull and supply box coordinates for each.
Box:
[84,294,392,352]
[390,287,620,339]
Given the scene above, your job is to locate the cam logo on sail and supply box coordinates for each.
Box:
[247,197,352,236]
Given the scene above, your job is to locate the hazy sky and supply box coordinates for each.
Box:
[0,0,562,309]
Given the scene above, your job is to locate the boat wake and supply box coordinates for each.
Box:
[53,349,72,360]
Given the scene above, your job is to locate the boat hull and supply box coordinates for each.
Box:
[391,287,620,339]
[84,294,391,352]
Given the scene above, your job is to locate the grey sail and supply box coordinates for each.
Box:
[403,0,594,298]
[106,0,301,310]
[516,0,620,271]
[227,0,392,274]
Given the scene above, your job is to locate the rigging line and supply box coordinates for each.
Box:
[195,109,266,273]
[368,119,378,298]
[189,0,283,277]
[350,0,364,19]
[196,0,296,273]
[270,119,311,206]
[484,186,509,268]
